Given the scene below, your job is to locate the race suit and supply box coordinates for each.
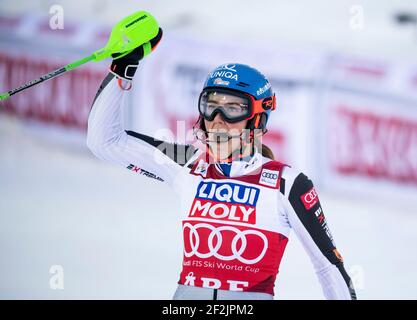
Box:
[87,73,357,300]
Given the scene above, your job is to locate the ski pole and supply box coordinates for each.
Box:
[0,10,159,102]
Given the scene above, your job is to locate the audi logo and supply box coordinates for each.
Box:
[304,188,318,203]
[183,223,268,265]
[262,172,278,179]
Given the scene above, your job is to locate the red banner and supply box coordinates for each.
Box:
[0,53,105,129]
[331,106,417,184]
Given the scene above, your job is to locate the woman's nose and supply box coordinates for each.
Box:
[213,112,225,123]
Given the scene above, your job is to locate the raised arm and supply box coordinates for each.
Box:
[282,170,357,300]
[87,29,198,186]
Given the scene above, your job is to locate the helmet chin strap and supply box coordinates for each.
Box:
[205,140,253,163]
[205,131,242,143]
[197,131,256,163]
[192,115,264,163]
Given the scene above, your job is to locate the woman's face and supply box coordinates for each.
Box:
[203,93,248,160]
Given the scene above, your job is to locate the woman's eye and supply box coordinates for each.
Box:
[226,106,241,113]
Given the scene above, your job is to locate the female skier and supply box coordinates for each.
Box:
[87,29,356,300]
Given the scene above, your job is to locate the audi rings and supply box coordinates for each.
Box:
[261,172,278,179]
[183,222,268,265]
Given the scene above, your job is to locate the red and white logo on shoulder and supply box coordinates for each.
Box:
[300,187,319,210]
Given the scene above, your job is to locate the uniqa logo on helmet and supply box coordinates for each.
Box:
[209,67,239,81]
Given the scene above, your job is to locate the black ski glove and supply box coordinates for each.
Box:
[110,27,163,81]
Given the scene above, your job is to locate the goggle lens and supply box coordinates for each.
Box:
[199,90,251,123]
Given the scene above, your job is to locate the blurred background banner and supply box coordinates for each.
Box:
[0,13,108,129]
[317,55,417,202]
[1,10,416,199]
[0,0,416,299]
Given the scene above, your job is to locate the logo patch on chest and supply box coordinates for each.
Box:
[259,169,280,188]
[193,160,208,177]
[189,181,260,224]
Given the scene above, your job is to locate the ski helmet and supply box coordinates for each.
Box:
[197,63,276,132]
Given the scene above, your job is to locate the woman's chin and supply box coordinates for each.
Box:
[207,142,233,161]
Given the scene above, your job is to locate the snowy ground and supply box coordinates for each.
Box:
[0,114,416,299]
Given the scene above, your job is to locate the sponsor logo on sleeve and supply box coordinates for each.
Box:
[313,206,334,242]
[126,164,164,182]
[259,169,279,188]
[300,187,319,210]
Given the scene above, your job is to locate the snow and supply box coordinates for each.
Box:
[1,114,416,299]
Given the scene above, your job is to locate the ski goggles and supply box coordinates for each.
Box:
[198,88,276,123]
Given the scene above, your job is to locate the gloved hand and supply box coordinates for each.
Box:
[110,27,163,81]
